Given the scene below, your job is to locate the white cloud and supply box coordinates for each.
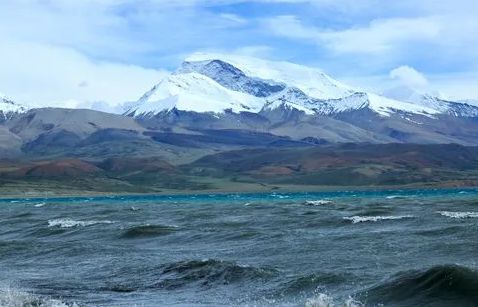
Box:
[429,72,478,101]
[322,18,440,54]
[219,13,248,25]
[343,70,478,101]
[1,0,478,106]
[389,66,429,90]
[265,15,441,54]
[0,39,167,109]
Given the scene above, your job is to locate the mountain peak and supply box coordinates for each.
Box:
[382,85,478,117]
[126,54,478,119]
[0,93,28,120]
[185,53,354,100]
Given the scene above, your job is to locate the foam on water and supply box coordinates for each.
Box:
[344,215,414,224]
[385,195,407,199]
[305,293,362,307]
[438,211,478,218]
[0,285,78,307]
[35,202,46,207]
[305,200,332,206]
[48,218,114,228]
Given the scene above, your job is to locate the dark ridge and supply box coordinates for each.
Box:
[80,129,140,146]
[145,129,307,147]
[22,130,82,153]
[152,259,277,290]
[120,224,177,239]
[360,265,478,307]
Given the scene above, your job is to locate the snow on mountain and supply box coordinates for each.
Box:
[0,93,28,119]
[125,72,264,117]
[127,54,478,119]
[383,86,478,117]
[185,52,354,100]
[458,99,478,107]
[366,93,439,116]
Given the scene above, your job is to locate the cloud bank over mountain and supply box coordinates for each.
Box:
[1,0,477,108]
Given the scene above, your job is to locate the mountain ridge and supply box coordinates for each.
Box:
[3,54,478,163]
[0,94,28,121]
[126,54,478,119]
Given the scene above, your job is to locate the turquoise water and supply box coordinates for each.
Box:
[1,188,478,306]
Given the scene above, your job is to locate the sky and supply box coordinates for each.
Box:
[1,0,478,109]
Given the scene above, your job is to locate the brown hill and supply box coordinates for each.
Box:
[8,159,102,178]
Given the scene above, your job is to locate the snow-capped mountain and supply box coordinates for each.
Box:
[126,72,264,116]
[0,93,28,120]
[127,54,476,119]
[383,85,478,117]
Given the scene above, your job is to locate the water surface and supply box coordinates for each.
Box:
[1,189,478,306]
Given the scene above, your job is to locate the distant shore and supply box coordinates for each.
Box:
[1,182,476,200]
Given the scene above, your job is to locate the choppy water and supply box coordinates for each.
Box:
[2,189,478,306]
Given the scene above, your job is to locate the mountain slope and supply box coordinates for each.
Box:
[383,85,478,117]
[126,72,264,116]
[127,54,476,119]
[123,54,478,145]
[0,94,28,121]
[185,53,355,100]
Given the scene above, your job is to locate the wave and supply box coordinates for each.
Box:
[47,218,114,228]
[152,259,277,290]
[438,211,478,218]
[34,202,46,207]
[120,224,178,239]
[385,195,407,199]
[0,285,78,307]
[277,272,351,296]
[360,264,478,306]
[305,293,362,307]
[343,215,413,224]
[354,206,394,216]
[304,200,332,206]
[415,225,463,236]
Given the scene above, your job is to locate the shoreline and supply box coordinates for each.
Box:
[1,183,476,201]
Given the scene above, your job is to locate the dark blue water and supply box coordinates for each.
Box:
[2,189,478,306]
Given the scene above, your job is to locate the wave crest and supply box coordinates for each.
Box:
[438,211,478,218]
[304,200,332,206]
[0,286,78,307]
[343,215,413,224]
[48,218,114,228]
[305,293,362,307]
[361,264,478,306]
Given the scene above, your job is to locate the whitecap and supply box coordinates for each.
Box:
[385,195,406,199]
[48,218,114,228]
[305,200,332,206]
[438,211,478,219]
[0,285,78,307]
[305,293,362,307]
[344,215,413,224]
[34,202,46,208]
